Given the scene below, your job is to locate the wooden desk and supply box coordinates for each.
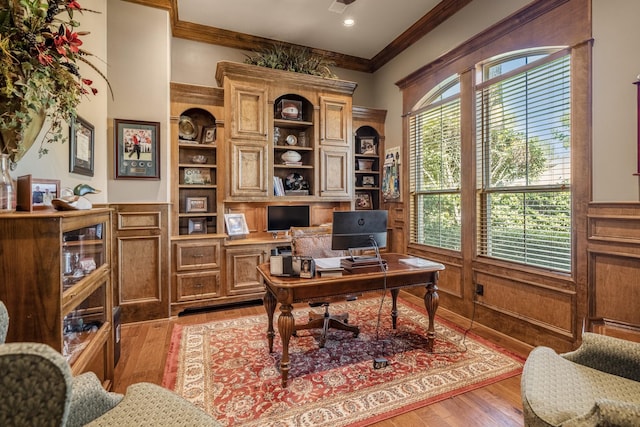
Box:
[257,253,445,388]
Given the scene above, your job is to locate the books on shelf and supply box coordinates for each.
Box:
[273,176,285,196]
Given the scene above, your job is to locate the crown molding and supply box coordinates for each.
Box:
[123,0,471,74]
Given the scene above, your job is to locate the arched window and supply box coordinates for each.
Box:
[409,75,462,250]
[476,48,571,271]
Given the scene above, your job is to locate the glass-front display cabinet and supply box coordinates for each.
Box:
[0,208,114,388]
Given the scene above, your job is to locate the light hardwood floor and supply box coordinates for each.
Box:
[114,291,532,426]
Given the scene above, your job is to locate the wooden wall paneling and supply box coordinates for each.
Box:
[474,271,575,338]
[311,204,337,226]
[388,207,406,254]
[111,204,170,323]
[590,251,640,326]
[587,203,640,339]
[226,204,264,233]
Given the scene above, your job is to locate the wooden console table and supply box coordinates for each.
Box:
[257,253,445,387]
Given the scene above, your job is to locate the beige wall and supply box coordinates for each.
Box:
[592,0,640,201]
[170,38,376,107]
[11,0,109,204]
[106,1,171,203]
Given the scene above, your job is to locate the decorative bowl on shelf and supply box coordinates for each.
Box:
[190,155,208,164]
[281,150,302,163]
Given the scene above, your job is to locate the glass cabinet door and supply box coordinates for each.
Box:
[62,223,105,290]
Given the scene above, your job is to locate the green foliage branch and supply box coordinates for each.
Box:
[244,43,337,79]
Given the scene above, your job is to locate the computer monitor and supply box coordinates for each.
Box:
[331,210,388,253]
[266,205,310,235]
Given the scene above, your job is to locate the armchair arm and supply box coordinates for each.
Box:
[562,332,640,381]
[0,301,8,344]
[0,343,72,426]
[66,372,124,427]
[563,399,640,427]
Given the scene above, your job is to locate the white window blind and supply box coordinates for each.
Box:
[409,80,461,251]
[476,50,571,271]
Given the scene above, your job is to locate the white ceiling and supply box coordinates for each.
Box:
[176,0,443,59]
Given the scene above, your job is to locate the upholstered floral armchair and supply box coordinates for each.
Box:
[521,332,640,427]
[0,301,221,426]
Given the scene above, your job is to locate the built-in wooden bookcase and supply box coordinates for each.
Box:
[353,107,387,211]
[273,94,315,197]
[170,83,225,236]
[215,60,356,203]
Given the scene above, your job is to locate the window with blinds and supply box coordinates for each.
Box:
[476,48,571,272]
[409,76,461,251]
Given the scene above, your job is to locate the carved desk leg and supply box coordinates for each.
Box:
[424,271,440,352]
[278,303,295,388]
[391,289,400,329]
[264,291,276,353]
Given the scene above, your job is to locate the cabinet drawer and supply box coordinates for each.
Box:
[176,271,220,301]
[175,240,221,271]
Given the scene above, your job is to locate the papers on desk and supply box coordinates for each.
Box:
[313,257,343,269]
[399,257,443,268]
[313,257,345,277]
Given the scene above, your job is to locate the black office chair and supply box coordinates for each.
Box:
[289,226,359,348]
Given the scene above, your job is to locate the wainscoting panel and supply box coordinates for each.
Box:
[474,271,575,337]
[587,203,640,340]
[110,203,170,323]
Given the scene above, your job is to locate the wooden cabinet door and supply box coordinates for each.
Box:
[320,96,350,146]
[225,246,268,296]
[319,146,351,198]
[229,81,268,141]
[230,142,269,197]
[111,204,169,323]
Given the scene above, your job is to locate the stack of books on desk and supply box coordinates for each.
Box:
[316,267,344,277]
[340,257,387,274]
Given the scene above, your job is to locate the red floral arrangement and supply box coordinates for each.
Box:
[0,0,111,162]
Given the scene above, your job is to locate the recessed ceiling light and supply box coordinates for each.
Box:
[343,18,355,27]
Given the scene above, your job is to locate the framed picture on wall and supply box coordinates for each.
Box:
[114,119,160,180]
[69,116,95,177]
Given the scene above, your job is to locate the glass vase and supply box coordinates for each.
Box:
[0,153,16,212]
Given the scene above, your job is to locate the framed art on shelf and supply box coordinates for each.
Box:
[224,213,249,238]
[185,196,208,213]
[114,119,160,180]
[201,125,216,144]
[356,192,372,210]
[183,167,212,185]
[16,175,60,211]
[69,116,94,176]
[188,217,207,235]
[362,175,375,187]
[359,138,376,155]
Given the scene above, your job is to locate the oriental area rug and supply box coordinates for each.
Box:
[162,297,523,427]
